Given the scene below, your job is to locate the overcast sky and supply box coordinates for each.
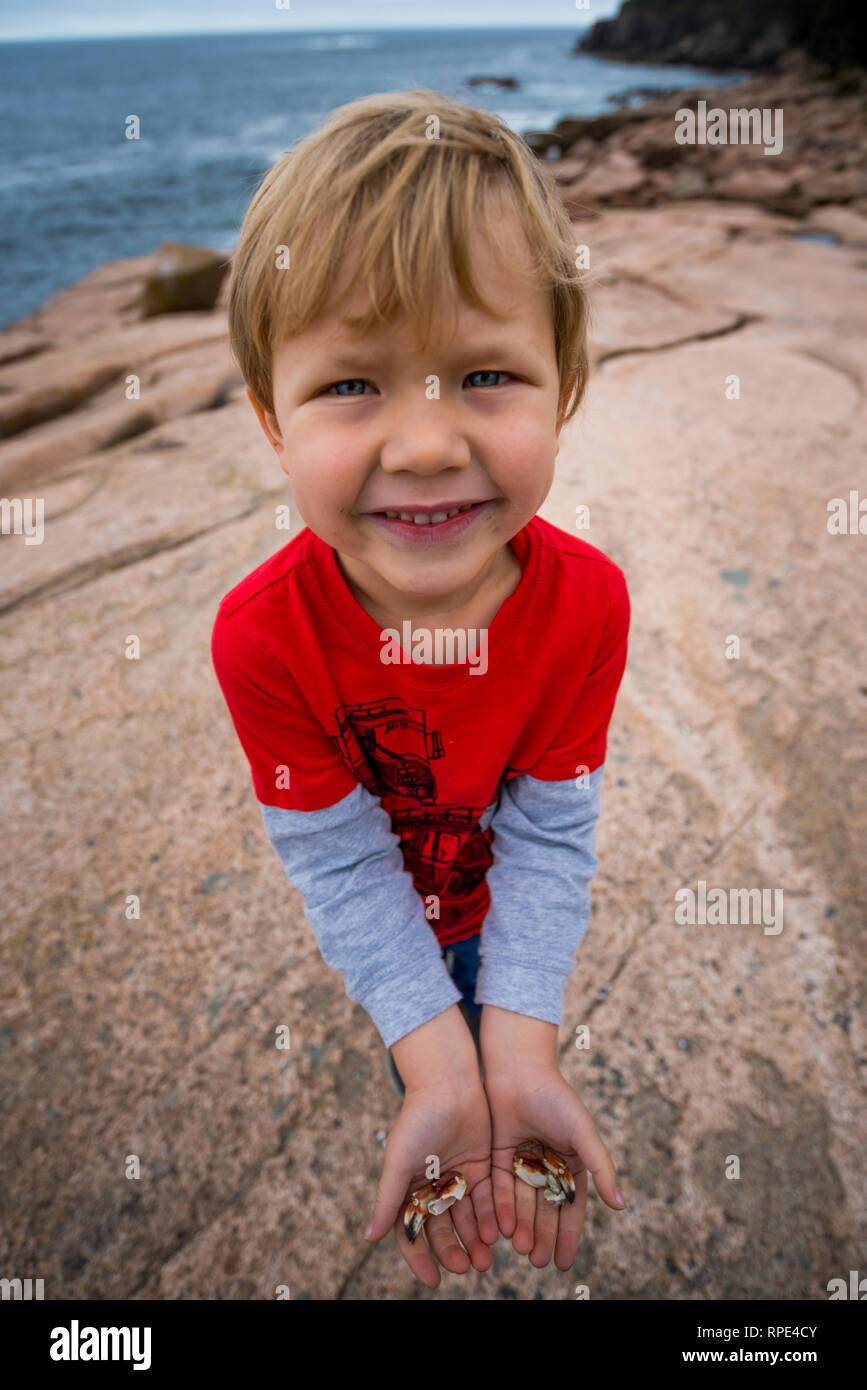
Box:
[0,0,621,42]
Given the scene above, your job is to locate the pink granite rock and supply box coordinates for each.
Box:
[1,79,865,1302]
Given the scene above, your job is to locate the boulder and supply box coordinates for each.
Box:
[140,242,231,317]
[560,149,648,207]
[712,166,797,205]
[465,75,517,89]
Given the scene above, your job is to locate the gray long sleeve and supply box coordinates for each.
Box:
[475,764,605,1023]
[259,782,461,1049]
[258,765,605,1048]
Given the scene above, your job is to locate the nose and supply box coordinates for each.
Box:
[378,396,473,477]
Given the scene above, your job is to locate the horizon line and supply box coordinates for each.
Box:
[0,22,594,45]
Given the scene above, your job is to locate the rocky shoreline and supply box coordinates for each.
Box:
[526,56,867,223]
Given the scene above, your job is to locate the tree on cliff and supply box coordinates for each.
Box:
[577,0,867,73]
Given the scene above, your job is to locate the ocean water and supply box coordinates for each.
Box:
[0,28,742,329]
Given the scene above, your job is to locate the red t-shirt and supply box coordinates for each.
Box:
[211,513,630,947]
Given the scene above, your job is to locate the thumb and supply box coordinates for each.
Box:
[570,1120,628,1213]
[364,1151,413,1242]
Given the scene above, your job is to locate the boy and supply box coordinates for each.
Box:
[211,89,630,1290]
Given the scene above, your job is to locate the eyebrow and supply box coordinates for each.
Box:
[320,338,532,368]
[324,349,381,368]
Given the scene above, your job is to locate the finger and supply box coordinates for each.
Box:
[365,1155,416,1244]
[469,1176,499,1250]
[424,1209,472,1274]
[552,1166,588,1271]
[511,1172,537,1256]
[570,1108,627,1212]
[393,1211,443,1289]
[491,1159,517,1239]
[529,1185,561,1268]
[451,1184,495,1270]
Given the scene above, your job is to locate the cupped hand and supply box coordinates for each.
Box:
[485,1063,627,1270]
[364,1077,498,1288]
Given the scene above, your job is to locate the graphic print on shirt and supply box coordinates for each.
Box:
[331,699,495,944]
[332,697,444,802]
[392,805,494,910]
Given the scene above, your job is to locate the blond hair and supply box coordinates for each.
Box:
[228,88,591,424]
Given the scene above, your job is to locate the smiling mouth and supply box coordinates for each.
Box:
[371,501,484,526]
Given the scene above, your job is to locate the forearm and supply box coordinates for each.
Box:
[392,1002,482,1093]
[259,783,461,1048]
[474,766,605,1023]
[480,1003,559,1078]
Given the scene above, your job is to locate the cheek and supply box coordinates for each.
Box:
[288,432,358,504]
[493,419,556,487]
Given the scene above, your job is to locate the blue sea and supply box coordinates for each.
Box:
[0,28,743,329]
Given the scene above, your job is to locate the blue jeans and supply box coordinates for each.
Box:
[442,933,482,1016]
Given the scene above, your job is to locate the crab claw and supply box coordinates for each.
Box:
[404,1198,427,1245]
[403,1172,468,1244]
[512,1153,550,1189]
[541,1145,576,1205]
[427,1173,468,1215]
[513,1142,575,1205]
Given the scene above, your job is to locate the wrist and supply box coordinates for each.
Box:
[391,1003,481,1092]
[480,1004,559,1075]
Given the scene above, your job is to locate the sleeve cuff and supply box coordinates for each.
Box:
[363,964,463,1051]
[474,954,567,1026]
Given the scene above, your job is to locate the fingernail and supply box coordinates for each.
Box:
[364,1222,375,1240]
[615,1189,628,1209]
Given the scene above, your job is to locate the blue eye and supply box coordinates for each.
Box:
[466,370,509,387]
[325,379,373,396]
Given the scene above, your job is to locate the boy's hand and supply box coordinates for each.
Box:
[481,1005,627,1270]
[364,1005,498,1288]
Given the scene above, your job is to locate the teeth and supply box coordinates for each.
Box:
[383,503,477,525]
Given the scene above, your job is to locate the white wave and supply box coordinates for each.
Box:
[238,114,288,140]
[292,33,379,51]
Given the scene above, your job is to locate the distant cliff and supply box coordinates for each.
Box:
[577,0,867,73]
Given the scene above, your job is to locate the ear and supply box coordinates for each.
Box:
[246,386,284,456]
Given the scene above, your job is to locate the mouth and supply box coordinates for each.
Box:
[369,500,488,524]
[364,499,496,541]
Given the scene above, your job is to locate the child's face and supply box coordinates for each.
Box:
[248,204,566,616]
